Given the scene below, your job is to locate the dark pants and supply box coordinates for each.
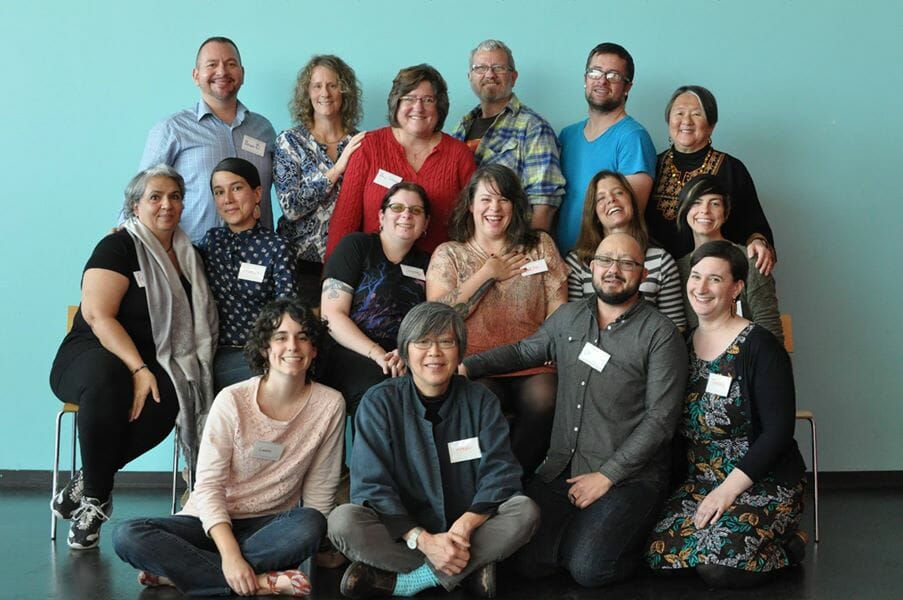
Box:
[294,259,323,308]
[50,346,179,499]
[113,507,325,596]
[516,471,663,587]
[213,346,253,396]
[318,339,388,420]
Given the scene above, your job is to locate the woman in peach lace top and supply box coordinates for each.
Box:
[113,298,345,597]
[426,164,567,479]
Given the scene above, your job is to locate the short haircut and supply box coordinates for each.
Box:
[243,297,328,380]
[289,54,362,132]
[210,157,261,192]
[469,39,515,71]
[195,36,241,66]
[380,181,432,216]
[448,164,540,251]
[585,42,634,82]
[572,170,648,265]
[664,85,719,126]
[122,164,185,219]
[396,302,467,364]
[676,174,732,233]
[386,64,450,131]
[689,240,748,284]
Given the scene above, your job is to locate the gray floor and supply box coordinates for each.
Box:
[2,486,902,599]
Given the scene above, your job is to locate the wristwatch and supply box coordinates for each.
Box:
[406,527,425,550]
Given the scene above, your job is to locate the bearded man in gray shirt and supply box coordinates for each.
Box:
[463,232,687,587]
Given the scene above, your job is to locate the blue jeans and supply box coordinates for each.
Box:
[515,472,663,587]
[213,347,254,395]
[112,507,325,596]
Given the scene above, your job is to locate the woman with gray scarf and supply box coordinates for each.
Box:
[50,164,217,550]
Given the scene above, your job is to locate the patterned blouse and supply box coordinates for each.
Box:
[198,224,295,346]
[273,124,357,262]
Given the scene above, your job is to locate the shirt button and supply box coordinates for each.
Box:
[580,381,586,386]
[574,427,579,432]
[568,336,573,341]
[577,404,582,409]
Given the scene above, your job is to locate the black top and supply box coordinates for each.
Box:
[646,146,775,259]
[323,232,429,351]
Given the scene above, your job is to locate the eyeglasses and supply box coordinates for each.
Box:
[592,256,643,271]
[399,95,437,106]
[584,68,630,84]
[411,338,457,349]
[385,203,426,216]
[471,64,512,75]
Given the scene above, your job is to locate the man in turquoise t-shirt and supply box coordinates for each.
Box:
[557,42,656,254]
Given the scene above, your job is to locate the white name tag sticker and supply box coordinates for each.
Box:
[238,262,266,283]
[521,259,549,277]
[373,169,403,189]
[251,440,284,461]
[241,135,266,157]
[448,437,482,463]
[705,373,732,397]
[133,271,146,288]
[578,342,610,372]
[400,264,426,281]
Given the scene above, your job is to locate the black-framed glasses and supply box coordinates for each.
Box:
[471,64,512,75]
[399,95,437,106]
[592,255,643,271]
[386,203,426,216]
[411,337,457,349]
[584,68,630,83]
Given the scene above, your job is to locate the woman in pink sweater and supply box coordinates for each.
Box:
[113,298,345,597]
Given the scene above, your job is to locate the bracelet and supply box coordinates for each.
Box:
[366,343,378,359]
[131,363,148,376]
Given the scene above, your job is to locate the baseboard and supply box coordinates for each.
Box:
[3,469,903,490]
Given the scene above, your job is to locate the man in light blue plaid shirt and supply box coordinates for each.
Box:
[452,40,566,233]
[138,37,276,242]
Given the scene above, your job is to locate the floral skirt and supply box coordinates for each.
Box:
[645,478,804,572]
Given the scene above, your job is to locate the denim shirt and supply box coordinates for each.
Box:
[465,297,688,486]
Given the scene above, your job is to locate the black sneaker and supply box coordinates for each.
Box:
[51,470,84,520]
[67,496,113,550]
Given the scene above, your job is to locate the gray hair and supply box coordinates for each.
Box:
[397,302,467,364]
[665,85,719,127]
[469,39,515,71]
[121,164,185,218]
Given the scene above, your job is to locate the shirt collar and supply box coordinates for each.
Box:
[195,99,248,124]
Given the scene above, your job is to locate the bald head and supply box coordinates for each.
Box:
[591,232,647,306]
[595,232,644,263]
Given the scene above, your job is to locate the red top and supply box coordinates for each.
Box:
[325,127,476,259]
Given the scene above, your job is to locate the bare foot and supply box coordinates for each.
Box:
[137,570,175,587]
[256,570,311,597]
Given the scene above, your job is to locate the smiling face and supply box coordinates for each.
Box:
[668,92,714,153]
[470,178,513,241]
[686,193,727,238]
[584,52,631,112]
[687,256,744,321]
[468,48,517,104]
[378,189,429,244]
[264,313,318,379]
[590,233,647,305]
[134,176,184,238]
[308,65,343,119]
[594,176,634,232]
[193,40,244,105]
[407,327,459,397]
[211,170,261,232]
[395,80,439,137]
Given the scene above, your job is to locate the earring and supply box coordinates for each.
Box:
[253,204,261,220]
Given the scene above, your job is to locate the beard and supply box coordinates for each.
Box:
[593,276,640,305]
[585,91,623,114]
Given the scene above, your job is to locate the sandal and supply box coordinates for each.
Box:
[265,569,311,597]
[137,571,161,587]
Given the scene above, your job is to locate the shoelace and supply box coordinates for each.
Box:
[71,500,110,527]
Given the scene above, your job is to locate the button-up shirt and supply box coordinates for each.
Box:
[464,297,687,486]
[198,225,295,346]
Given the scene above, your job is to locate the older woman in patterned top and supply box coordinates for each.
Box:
[274,55,366,307]
[198,158,295,393]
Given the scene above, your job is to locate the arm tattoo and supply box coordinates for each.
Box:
[453,278,497,317]
[322,277,353,300]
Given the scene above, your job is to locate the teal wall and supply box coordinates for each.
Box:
[2,1,900,473]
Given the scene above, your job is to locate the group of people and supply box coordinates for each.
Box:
[48,34,806,597]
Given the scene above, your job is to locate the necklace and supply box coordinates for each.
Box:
[313,129,346,146]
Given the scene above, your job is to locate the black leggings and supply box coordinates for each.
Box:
[50,347,179,499]
[475,373,556,479]
[696,564,778,589]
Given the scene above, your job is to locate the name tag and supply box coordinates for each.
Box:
[448,437,482,463]
[705,373,732,397]
[521,259,549,277]
[400,264,426,281]
[238,262,266,283]
[578,342,610,372]
[251,440,284,461]
[133,271,146,288]
[373,169,403,189]
[241,135,266,157]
